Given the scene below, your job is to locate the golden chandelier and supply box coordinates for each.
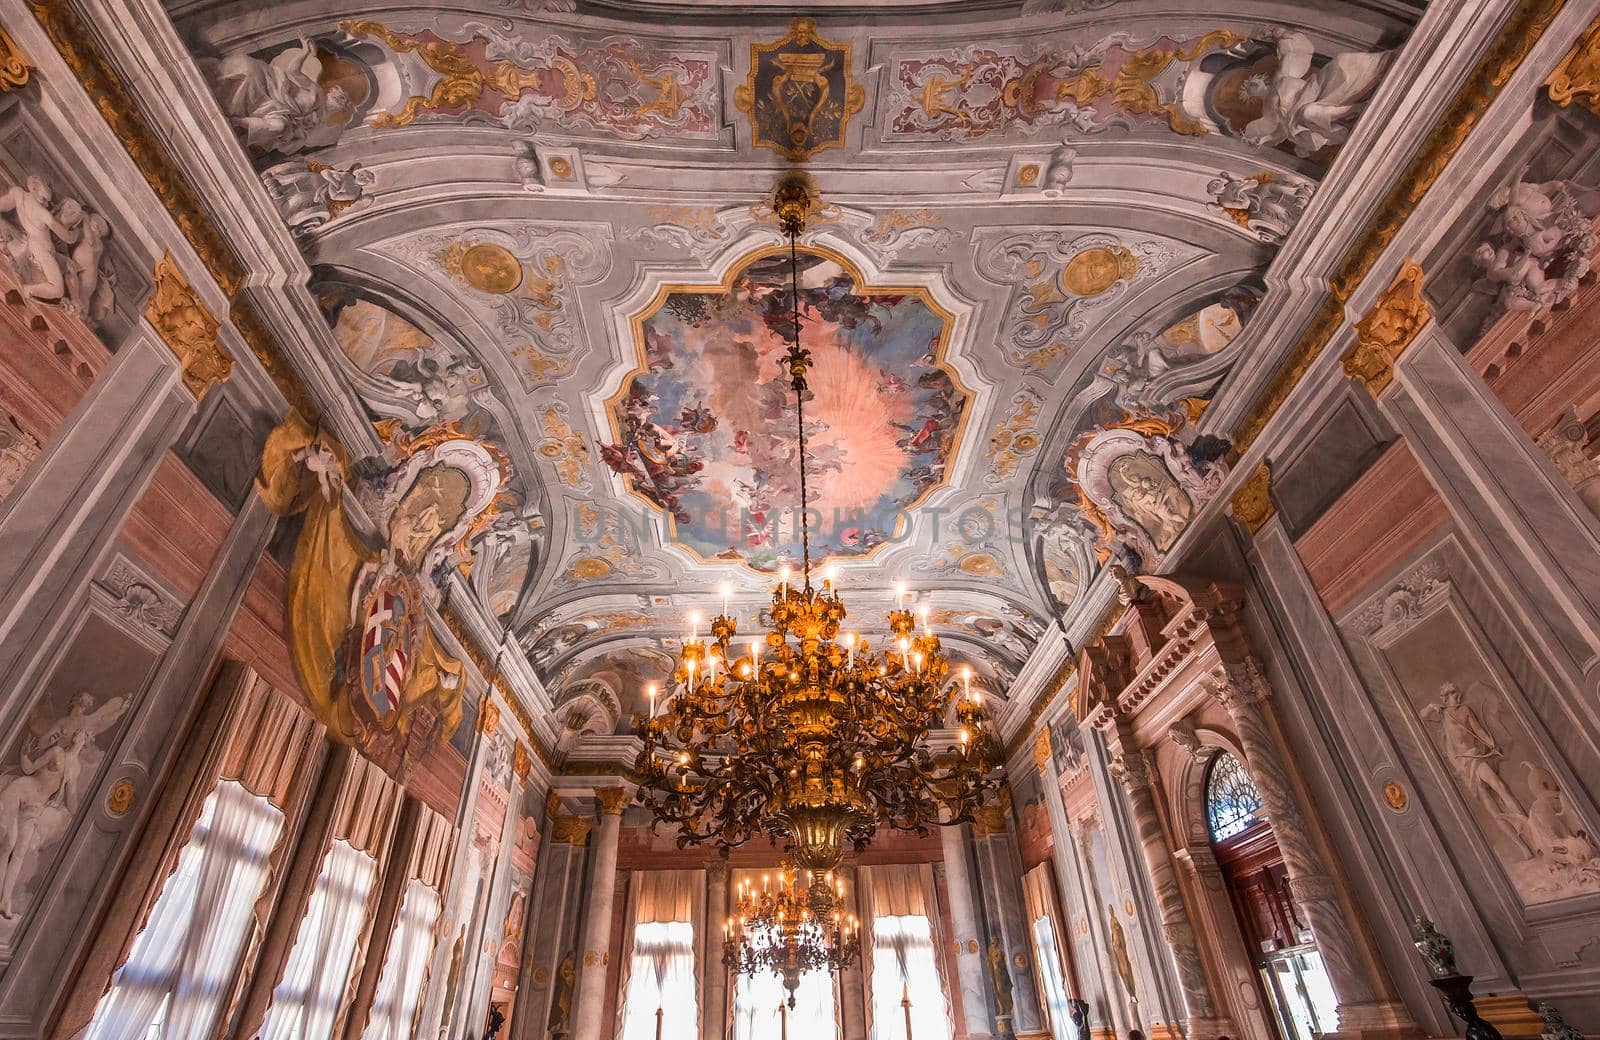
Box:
[723,864,861,1006]
[634,176,1001,939]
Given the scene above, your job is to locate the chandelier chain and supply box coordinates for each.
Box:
[788,228,814,589]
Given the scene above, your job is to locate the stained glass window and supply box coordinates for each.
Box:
[1206,751,1264,842]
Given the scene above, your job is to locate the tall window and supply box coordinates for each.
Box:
[1022,863,1076,1040]
[362,878,443,1040]
[259,839,380,1040]
[1205,751,1264,842]
[618,870,700,1040]
[864,865,952,1040]
[85,779,285,1040]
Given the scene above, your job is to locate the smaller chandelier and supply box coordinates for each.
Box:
[723,863,862,1008]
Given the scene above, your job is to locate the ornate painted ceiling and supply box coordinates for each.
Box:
[164,0,1418,741]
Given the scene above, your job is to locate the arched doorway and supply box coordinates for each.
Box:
[1205,752,1337,1040]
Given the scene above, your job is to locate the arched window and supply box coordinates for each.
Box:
[1205,751,1264,842]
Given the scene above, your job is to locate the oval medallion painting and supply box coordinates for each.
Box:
[603,248,967,569]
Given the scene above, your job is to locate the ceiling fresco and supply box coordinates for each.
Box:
[603,248,966,570]
[165,0,1418,739]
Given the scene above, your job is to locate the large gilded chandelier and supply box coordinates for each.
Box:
[634,174,1001,936]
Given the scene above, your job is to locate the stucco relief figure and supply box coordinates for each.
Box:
[0,691,129,918]
[986,936,1015,1017]
[1108,452,1192,553]
[1471,173,1600,321]
[1239,30,1390,157]
[548,949,576,1034]
[1516,763,1598,871]
[1207,169,1314,243]
[0,176,115,321]
[1420,682,1525,823]
[1106,904,1137,1000]
[212,40,353,155]
[261,160,373,237]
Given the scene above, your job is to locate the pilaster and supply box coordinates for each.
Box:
[571,787,627,1040]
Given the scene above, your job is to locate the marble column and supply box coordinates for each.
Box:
[971,808,1046,1039]
[513,813,591,1040]
[836,865,868,1040]
[1206,663,1377,1031]
[702,862,729,1040]
[572,787,628,1040]
[940,823,993,1040]
[1109,749,1230,1040]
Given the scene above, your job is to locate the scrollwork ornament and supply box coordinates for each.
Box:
[144,254,232,398]
[0,24,30,91]
[1545,15,1600,114]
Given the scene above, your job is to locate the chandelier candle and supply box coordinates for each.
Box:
[634,177,1002,978]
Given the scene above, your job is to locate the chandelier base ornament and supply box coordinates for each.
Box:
[634,176,1003,964]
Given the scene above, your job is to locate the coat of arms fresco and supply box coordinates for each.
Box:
[258,411,513,778]
[736,18,865,161]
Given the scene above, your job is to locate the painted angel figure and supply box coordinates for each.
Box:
[212,39,353,155]
[1239,30,1390,157]
[0,691,130,918]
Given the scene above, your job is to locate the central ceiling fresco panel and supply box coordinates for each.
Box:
[603,248,966,571]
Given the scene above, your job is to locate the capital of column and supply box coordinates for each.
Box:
[1205,661,1271,716]
[1109,749,1151,790]
[1287,872,1339,905]
[1161,921,1197,948]
[551,815,593,846]
[707,861,728,883]
[595,786,630,815]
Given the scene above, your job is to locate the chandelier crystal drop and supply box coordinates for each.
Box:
[634,175,1002,947]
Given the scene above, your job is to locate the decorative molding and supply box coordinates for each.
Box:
[94,554,185,639]
[513,742,531,782]
[1545,13,1600,113]
[0,23,31,91]
[1347,553,1451,642]
[1031,726,1052,773]
[1233,0,1568,454]
[1341,260,1431,396]
[1229,462,1274,535]
[145,253,232,398]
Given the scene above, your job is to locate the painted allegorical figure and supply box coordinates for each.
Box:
[257,411,509,777]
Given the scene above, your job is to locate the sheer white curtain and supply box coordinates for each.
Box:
[258,839,379,1040]
[1023,864,1075,1040]
[618,870,702,1040]
[362,878,444,1040]
[85,779,285,1040]
[729,932,838,1040]
[862,865,953,1040]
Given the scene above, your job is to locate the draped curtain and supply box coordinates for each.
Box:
[728,869,839,1040]
[257,838,380,1040]
[361,879,444,1040]
[616,870,703,1040]
[1023,864,1075,1040]
[860,864,953,1040]
[83,684,317,1040]
[84,780,285,1040]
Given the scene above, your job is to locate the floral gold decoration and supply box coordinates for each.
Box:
[1231,0,1566,455]
[0,23,31,91]
[144,253,232,398]
[1545,14,1600,113]
[105,778,136,817]
[1016,163,1041,186]
[1383,781,1408,810]
[1341,260,1431,396]
[1229,462,1274,535]
[341,20,484,128]
[553,812,593,845]
[1032,727,1053,772]
[637,179,1000,969]
[477,692,502,735]
[538,407,590,487]
[736,18,866,161]
[513,742,532,782]
[547,156,575,179]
